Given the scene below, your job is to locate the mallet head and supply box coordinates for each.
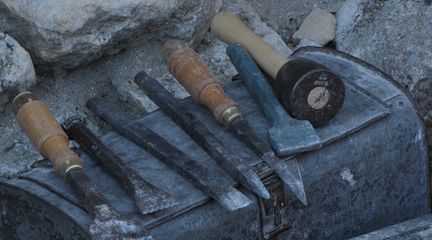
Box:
[275,58,345,127]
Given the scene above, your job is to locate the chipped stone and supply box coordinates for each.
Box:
[293,8,337,46]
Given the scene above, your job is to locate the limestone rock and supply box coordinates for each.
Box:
[293,8,336,46]
[335,0,432,150]
[0,32,36,111]
[247,0,346,43]
[0,0,221,70]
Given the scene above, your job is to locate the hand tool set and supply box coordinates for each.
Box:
[12,92,153,240]
[162,40,306,204]
[3,11,429,240]
[86,97,252,212]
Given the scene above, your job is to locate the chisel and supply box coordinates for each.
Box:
[63,116,178,215]
[86,98,253,211]
[13,92,152,240]
[163,40,306,205]
[211,11,345,127]
[133,71,270,200]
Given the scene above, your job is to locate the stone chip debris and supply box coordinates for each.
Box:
[293,7,337,46]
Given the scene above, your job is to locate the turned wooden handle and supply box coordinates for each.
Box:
[13,92,82,177]
[167,47,241,126]
[211,11,288,79]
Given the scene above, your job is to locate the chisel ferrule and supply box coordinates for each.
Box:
[221,106,242,127]
[64,164,84,176]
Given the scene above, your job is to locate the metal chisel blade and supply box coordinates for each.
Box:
[64,117,178,215]
[262,154,307,205]
[229,118,307,205]
[134,71,270,200]
[87,98,253,211]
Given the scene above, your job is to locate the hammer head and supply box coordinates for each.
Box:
[268,121,322,157]
[275,58,345,127]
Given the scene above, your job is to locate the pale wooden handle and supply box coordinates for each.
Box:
[211,11,288,79]
[168,47,240,125]
[14,94,82,177]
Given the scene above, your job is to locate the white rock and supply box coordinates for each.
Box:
[0,33,36,111]
[293,8,336,46]
[247,0,346,42]
[0,0,221,70]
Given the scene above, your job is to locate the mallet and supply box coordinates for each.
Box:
[211,12,345,126]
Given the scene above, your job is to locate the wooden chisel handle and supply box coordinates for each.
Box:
[13,92,82,178]
[211,11,288,79]
[166,42,242,126]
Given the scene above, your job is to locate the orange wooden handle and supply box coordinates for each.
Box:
[167,47,241,126]
[13,92,82,177]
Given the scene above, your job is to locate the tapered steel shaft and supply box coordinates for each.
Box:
[63,117,178,215]
[133,71,270,200]
[86,98,253,211]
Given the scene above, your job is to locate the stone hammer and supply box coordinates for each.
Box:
[211,11,345,127]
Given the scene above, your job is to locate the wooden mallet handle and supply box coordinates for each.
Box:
[13,92,82,177]
[166,42,241,126]
[211,11,288,79]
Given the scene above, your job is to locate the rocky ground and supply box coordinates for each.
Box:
[1,0,432,177]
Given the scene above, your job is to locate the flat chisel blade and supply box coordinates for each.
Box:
[87,98,253,211]
[64,117,178,215]
[226,43,322,157]
[134,71,270,200]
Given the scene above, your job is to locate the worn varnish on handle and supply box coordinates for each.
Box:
[167,44,241,126]
[14,92,82,177]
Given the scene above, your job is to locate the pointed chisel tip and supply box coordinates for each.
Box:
[217,186,252,211]
[283,180,307,206]
[240,169,270,200]
[267,156,308,206]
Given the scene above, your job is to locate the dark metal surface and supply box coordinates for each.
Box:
[0,47,429,240]
[63,117,178,215]
[351,215,432,239]
[275,58,345,127]
[87,98,252,212]
[134,71,270,200]
[0,179,90,240]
